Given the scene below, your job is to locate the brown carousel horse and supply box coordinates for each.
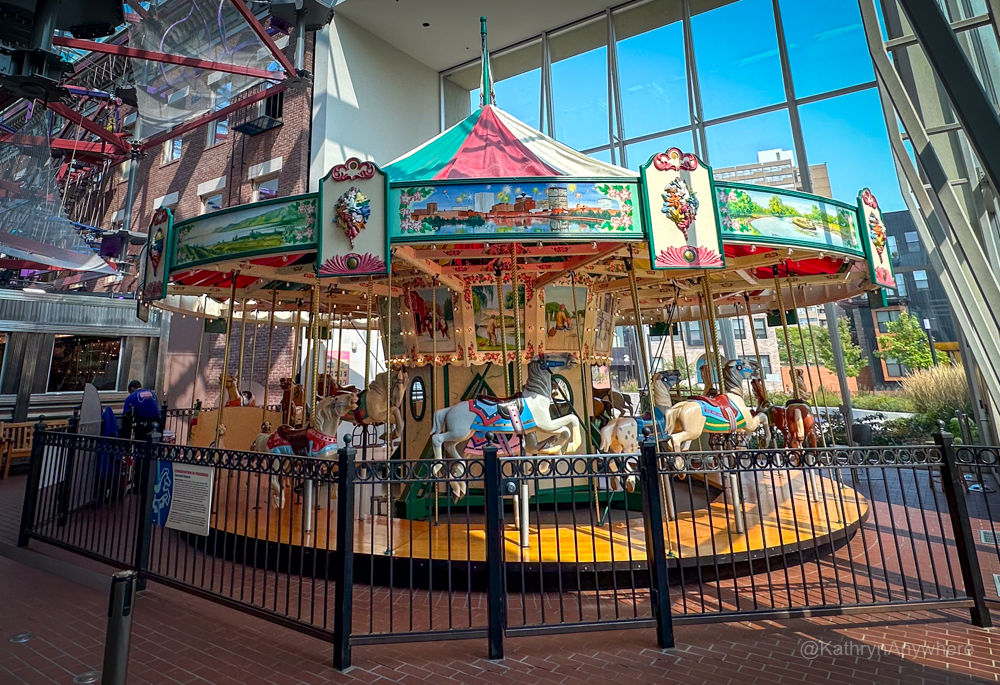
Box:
[751,370,817,449]
[279,377,306,426]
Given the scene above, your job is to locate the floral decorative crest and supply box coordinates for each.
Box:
[862,188,879,211]
[331,157,377,182]
[653,148,698,172]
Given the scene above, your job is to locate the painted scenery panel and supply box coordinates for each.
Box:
[471,284,526,352]
[391,182,642,240]
[542,285,587,352]
[593,293,615,355]
[175,197,317,267]
[407,288,456,353]
[716,185,862,255]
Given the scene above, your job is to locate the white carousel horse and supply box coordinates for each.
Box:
[430,353,583,499]
[599,369,681,492]
[660,359,770,452]
[252,392,358,509]
[341,368,408,442]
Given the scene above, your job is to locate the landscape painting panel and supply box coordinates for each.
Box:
[543,285,587,352]
[716,185,861,254]
[408,288,456,353]
[175,198,317,267]
[471,284,526,352]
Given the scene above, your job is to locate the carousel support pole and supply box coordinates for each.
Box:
[787,276,822,440]
[696,294,712,390]
[432,281,439,525]
[249,312,259,398]
[386,260,393,444]
[303,284,322,535]
[304,289,316,411]
[236,295,248,394]
[735,300,751,397]
[803,291,829,448]
[571,272,593,454]
[744,294,765,395]
[680,301,691,391]
[494,261,511,396]
[702,275,723,385]
[825,301,854,447]
[290,304,303,425]
[625,247,658,447]
[511,245,523,391]
[216,273,239,446]
[365,278,374,387]
[773,268,799,400]
[336,309,344,386]
[190,317,205,410]
[261,286,278,424]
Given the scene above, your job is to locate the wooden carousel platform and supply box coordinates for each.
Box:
[202,467,868,588]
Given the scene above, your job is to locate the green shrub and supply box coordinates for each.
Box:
[872,414,939,445]
[901,364,972,421]
[851,392,916,413]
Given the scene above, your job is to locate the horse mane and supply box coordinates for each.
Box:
[524,359,551,397]
[651,372,674,408]
[368,371,388,395]
[721,361,746,397]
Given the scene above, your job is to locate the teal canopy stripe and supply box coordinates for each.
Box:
[383,109,481,183]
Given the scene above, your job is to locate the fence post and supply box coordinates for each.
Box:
[101,570,138,685]
[935,423,992,628]
[333,434,357,671]
[56,410,80,527]
[482,433,505,660]
[639,428,674,649]
[17,418,48,547]
[133,424,161,592]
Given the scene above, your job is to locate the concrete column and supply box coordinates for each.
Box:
[14,333,45,422]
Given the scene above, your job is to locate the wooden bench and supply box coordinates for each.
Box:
[0,420,69,479]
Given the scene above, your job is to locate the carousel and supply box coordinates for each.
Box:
[138,24,895,584]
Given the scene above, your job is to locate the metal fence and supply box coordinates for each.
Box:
[17,422,997,669]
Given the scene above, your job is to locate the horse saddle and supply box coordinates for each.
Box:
[688,394,745,432]
[688,394,735,412]
[267,425,337,458]
[476,393,524,420]
[785,398,811,408]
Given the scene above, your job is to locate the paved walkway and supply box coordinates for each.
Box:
[0,551,998,684]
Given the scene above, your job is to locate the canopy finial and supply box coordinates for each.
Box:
[480,16,494,108]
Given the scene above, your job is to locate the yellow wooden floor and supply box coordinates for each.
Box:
[207,470,867,564]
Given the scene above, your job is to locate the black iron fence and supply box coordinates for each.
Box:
[17,422,997,669]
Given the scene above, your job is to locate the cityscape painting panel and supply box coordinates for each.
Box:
[390,181,643,240]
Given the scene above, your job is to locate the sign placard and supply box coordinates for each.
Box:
[151,461,214,536]
[858,188,896,290]
[318,158,388,277]
[641,148,725,270]
[139,207,172,303]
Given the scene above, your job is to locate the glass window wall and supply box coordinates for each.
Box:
[47,335,122,392]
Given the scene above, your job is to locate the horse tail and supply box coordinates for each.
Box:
[431,406,448,436]
[599,419,614,452]
[792,407,805,444]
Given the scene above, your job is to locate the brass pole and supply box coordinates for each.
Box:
[216,272,239,445]
[773,267,798,399]
[261,286,277,424]
[365,277,374,386]
[804,294,829,448]
[680,300,690,392]
[236,295,248,392]
[702,275,723,387]
[386,265,393,443]
[511,245,523,390]
[335,309,344,386]
[697,293,713,390]
[309,284,321,428]
[744,293,765,388]
[290,304,303,425]
[305,289,316,404]
[248,316,259,395]
[787,272,820,414]
[571,272,592,453]
[190,318,204,409]
[626,248,658,445]
[432,280,438,419]
[495,261,511,395]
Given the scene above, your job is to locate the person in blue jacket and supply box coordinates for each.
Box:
[122,380,160,440]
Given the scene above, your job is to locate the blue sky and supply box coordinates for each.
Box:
[477,0,904,211]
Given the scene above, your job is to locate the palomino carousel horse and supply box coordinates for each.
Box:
[752,369,817,449]
[222,374,255,407]
[598,370,681,492]
[340,367,408,442]
[661,359,770,452]
[252,392,359,509]
[430,353,583,499]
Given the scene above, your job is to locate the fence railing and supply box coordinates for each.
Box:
[17,421,997,669]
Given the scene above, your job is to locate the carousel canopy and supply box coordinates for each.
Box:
[383,105,636,183]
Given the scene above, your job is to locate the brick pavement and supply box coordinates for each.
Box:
[1,553,999,684]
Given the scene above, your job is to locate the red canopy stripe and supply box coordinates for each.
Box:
[434,107,560,180]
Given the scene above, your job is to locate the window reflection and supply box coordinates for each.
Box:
[48,335,122,392]
[778,0,873,98]
[690,0,786,120]
[551,20,610,152]
[706,109,795,170]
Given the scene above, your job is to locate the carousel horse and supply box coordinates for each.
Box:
[598,369,680,492]
[430,353,583,499]
[592,387,635,422]
[279,378,306,426]
[252,392,359,509]
[752,370,817,449]
[661,359,770,452]
[341,367,408,442]
[222,374,253,407]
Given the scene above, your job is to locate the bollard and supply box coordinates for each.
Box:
[101,570,137,685]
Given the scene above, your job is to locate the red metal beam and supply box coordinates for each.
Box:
[52,37,287,81]
[0,135,117,156]
[230,0,297,75]
[45,102,131,152]
[139,82,287,151]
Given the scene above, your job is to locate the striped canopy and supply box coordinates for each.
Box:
[384,105,637,183]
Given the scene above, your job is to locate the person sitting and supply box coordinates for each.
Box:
[122,380,160,440]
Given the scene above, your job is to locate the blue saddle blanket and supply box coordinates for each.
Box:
[467,399,536,434]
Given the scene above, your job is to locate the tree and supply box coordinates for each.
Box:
[767,195,799,217]
[727,190,762,217]
[775,317,863,377]
[875,310,934,372]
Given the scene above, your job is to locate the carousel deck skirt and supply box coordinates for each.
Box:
[200,469,869,590]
